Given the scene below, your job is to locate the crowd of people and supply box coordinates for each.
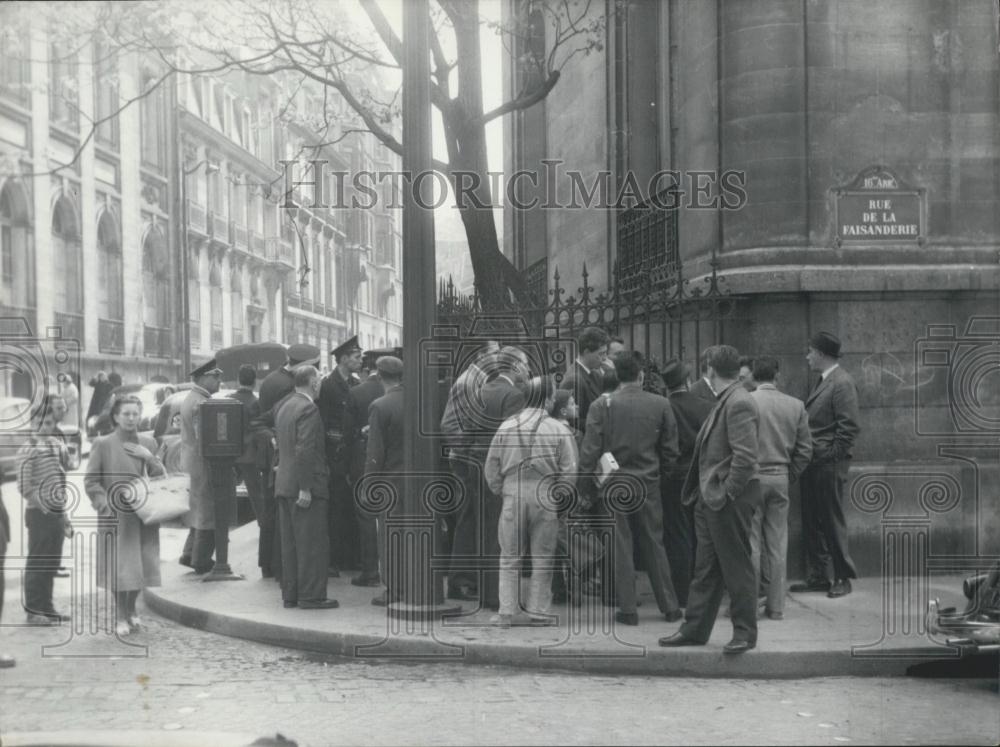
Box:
[0,323,861,662]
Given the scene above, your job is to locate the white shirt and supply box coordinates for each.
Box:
[820,363,840,381]
[703,376,717,395]
[576,358,593,376]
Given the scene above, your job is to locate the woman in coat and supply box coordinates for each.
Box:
[85,395,165,636]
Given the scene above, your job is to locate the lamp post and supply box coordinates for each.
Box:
[178,147,219,376]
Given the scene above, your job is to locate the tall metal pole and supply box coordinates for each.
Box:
[180,168,191,378]
[392,0,452,616]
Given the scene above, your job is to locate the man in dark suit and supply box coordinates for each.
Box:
[254,343,321,582]
[659,359,714,607]
[580,351,682,626]
[230,364,275,578]
[259,344,320,415]
[791,332,861,599]
[364,356,405,606]
[318,335,362,576]
[660,345,761,654]
[559,327,609,430]
[448,346,528,608]
[688,349,717,404]
[345,355,388,588]
[274,365,338,610]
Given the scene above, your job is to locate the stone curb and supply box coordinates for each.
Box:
[144,586,947,679]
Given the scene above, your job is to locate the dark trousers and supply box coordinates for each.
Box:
[277,495,330,604]
[448,457,500,606]
[24,509,65,616]
[355,502,379,580]
[614,489,680,616]
[328,470,360,570]
[661,476,696,607]
[801,461,857,582]
[680,480,761,645]
[243,467,278,575]
[181,528,216,572]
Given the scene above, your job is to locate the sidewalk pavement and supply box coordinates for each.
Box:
[144,524,972,679]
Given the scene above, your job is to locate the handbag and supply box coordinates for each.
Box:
[596,395,620,487]
[131,472,191,526]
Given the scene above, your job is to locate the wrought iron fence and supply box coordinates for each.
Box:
[437,189,742,371]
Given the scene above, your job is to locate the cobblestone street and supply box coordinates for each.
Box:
[1,606,997,746]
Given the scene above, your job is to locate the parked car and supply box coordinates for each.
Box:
[0,396,82,479]
[86,383,176,440]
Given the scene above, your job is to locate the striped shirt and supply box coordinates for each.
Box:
[16,435,69,513]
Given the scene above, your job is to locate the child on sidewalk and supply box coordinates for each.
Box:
[17,396,74,625]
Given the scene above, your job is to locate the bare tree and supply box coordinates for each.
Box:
[5,0,608,311]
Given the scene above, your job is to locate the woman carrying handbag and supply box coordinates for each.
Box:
[85,395,166,636]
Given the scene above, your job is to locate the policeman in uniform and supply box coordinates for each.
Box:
[179,359,223,573]
[318,336,363,576]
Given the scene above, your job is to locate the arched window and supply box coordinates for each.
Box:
[142,225,169,329]
[209,257,223,347]
[0,180,34,313]
[97,208,123,321]
[52,195,83,315]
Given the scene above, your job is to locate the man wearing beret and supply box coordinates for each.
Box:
[319,335,363,576]
[364,356,405,606]
[791,332,860,599]
[178,360,224,573]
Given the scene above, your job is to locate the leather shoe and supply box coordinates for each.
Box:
[614,611,638,626]
[827,579,852,598]
[0,654,14,669]
[658,632,703,647]
[664,609,683,623]
[723,639,756,654]
[283,600,297,609]
[299,599,340,609]
[765,610,784,620]
[789,578,831,593]
[351,575,382,587]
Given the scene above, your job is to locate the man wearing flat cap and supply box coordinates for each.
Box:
[319,335,363,576]
[178,360,224,573]
[364,355,405,606]
[791,332,860,599]
[660,358,714,606]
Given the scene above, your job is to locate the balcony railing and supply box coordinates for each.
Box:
[210,211,229,243]
[232,224,248,251]
[144,325,172,358]
[54,311,84,343]
[187,200,207,234]
[211,325,224,348]
[98,318,125,355]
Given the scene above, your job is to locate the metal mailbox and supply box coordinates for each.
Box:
[198,398,245,460]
